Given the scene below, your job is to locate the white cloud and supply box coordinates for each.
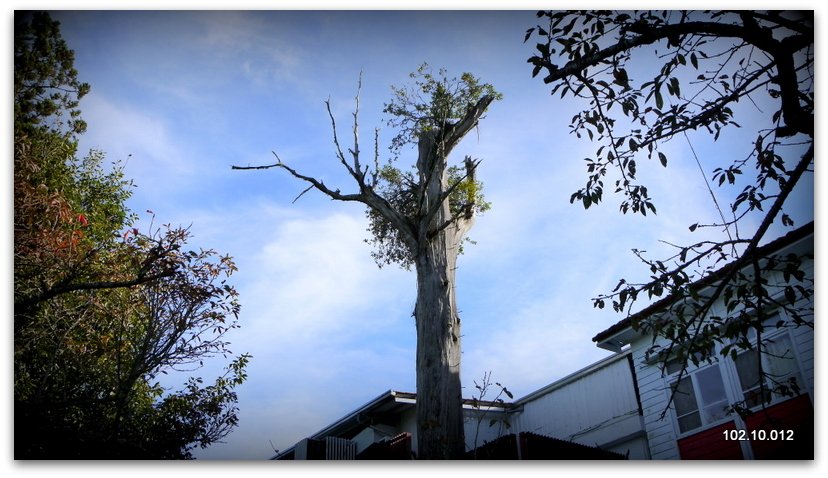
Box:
[191,12,307,89]
[77,95,198,198]
[238,212,410,343]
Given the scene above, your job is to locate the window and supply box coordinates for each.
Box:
[670,363,730,434]
[666,309,806,436]
[672,375,700,432]
[733,332,803,409]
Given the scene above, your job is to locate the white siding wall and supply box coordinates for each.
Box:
[793,320,815,397]
[512,354,647,457]
[791,254,815,399]
[352,424,398,455]
[628,337,681,459]
[399,407,418,455]
[464,408,511,452]
[775,236,815,400]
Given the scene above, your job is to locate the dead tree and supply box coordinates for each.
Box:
[234,70,498,459]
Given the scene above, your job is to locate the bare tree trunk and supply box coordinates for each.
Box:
[414,244,464,459]
[412,131,474,459]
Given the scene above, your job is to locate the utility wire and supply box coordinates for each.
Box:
[682,130,736,248]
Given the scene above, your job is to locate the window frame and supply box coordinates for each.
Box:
[667,360,734,436]
[727,317,805,413]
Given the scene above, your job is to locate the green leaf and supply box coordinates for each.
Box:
[785,286,796,305]
[658,151,667,167]
[570,192,580,204]
[670,77,681,97]
[532,64,542,78]
[613,68,629,88]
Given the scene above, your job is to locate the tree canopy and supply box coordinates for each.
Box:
[383,64,502,156]
[365,65,496,269]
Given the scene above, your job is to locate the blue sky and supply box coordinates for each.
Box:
[12,7,816,462]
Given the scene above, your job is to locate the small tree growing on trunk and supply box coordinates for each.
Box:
[234,65,500,459]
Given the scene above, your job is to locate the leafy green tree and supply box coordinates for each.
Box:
[234,65,500,459]
[15,11,90,138]
[526,11,813,411]
[14,11,249,459]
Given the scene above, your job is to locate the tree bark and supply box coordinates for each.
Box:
[414,236,465,459]
[411,127,477,459]
[411,132,461,459]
